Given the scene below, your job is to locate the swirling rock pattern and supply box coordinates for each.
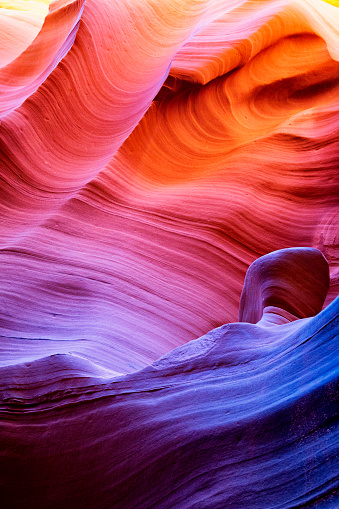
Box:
[0,0,339,507]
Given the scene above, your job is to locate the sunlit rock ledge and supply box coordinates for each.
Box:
[0,0,51,68]
[0,0,339,507]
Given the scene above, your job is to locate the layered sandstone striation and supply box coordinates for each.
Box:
[0,0,338,507]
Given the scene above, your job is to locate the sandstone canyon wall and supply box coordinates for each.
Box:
[0,0,339,507]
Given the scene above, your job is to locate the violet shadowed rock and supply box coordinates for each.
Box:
[1,248,338,509]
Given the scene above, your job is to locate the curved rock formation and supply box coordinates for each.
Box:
[0,0,339,507]
[239,247,330,324]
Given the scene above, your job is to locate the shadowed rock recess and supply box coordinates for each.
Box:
[0,0,339,507]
